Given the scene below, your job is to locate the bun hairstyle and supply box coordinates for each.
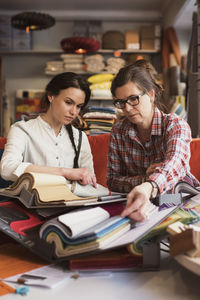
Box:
[42,72,91,109]
[111,59,164,108]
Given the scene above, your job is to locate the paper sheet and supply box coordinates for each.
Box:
[6,264,74,289]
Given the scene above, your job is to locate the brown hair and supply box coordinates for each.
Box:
[43,72,91,109]
[111,59,164,109]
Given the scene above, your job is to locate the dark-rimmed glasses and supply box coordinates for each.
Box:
[113,92,145,109]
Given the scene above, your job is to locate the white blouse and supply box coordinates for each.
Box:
[0,116,94,181]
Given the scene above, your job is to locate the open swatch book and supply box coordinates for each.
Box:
[0,179,199,262]
[0,172,126,208]
[38,203,185,259]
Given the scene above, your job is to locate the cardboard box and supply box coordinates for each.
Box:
[12,28,31,39]
[125,30,140,50]
[0,15,12,49]
[12,38,32,50]
[0,24,12,37]
[0,37,12,50]
[0,15,11,26]
[140,38,160,50]
[140,25,161,39]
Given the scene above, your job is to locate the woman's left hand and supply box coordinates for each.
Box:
[63,167,97,188]
[121,182,153,222]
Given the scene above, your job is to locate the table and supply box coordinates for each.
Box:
[1,252,200,300]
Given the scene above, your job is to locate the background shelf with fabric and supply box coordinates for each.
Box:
[0,19,162,135]
[0,0,197,137]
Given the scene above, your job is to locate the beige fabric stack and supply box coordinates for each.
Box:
[45,61,64,75]
[105,57,126,74]
[84,54,105,73]
[60,54,84,73]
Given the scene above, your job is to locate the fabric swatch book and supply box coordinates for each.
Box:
[38,203,183,259]
[0,172,126,208]
[174,180,200,197]
[0,196,179,262]
[128,207,199,256]
[39,206,131,257]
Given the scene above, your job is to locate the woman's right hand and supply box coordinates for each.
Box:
[146,162,162,176]
[121,182,152,222]
[63,167,97,187]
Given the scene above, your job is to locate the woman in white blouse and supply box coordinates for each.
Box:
[0,72,97,188]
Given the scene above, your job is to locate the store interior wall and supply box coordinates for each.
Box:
[1,0,197,123]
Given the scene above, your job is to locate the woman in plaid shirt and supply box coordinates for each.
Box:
[107,60,199,222]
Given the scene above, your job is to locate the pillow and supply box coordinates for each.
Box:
[90,81,112,90]
[88,133,110,187]
[190,138,200,182]
[88,73,114,84]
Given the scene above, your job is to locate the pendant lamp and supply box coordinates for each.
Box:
[11,12,55,33]
[60,36,101,53]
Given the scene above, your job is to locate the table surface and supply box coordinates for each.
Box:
[1,252,200,300]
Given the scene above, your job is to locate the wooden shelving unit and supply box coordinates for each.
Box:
[0,49,160,55]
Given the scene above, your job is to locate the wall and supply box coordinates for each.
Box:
[1,20,161,122]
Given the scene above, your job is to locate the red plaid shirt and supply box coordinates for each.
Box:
[107,107,199,193]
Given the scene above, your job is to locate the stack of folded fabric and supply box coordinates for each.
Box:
[170,95,187,120]
[45,61,64,75]
[83,106,117,135]
[105,57,126,74]
[84,54,105,73]
[39,207,131,258]
[60,54,84,73]
[88,73,114,99]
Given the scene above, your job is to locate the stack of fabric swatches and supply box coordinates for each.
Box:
[83,106,117,135]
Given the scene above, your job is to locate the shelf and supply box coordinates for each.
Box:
[0,49,63,55]
[0,48,160,55]
[45,71,114,76]
[90,97,113,101]
[98,49,159,54]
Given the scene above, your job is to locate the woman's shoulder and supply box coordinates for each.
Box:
[163,111,189,126]
[161,111,191,134]
[9,117,42,138]
[71,125,88,143]
[12,117,39,129]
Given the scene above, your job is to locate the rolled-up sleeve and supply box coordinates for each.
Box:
[0,125,32,181]
[148,118,193,193]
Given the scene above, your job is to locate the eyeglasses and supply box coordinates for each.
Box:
[113,92,145,109]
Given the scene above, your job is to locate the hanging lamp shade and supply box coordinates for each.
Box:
[60,36,101,53]
[11,12,55,31]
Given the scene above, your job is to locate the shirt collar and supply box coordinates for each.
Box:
[38,115,65,135]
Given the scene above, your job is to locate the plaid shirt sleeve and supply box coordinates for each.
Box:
[148,116,193,193]
[106,129,143,193]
